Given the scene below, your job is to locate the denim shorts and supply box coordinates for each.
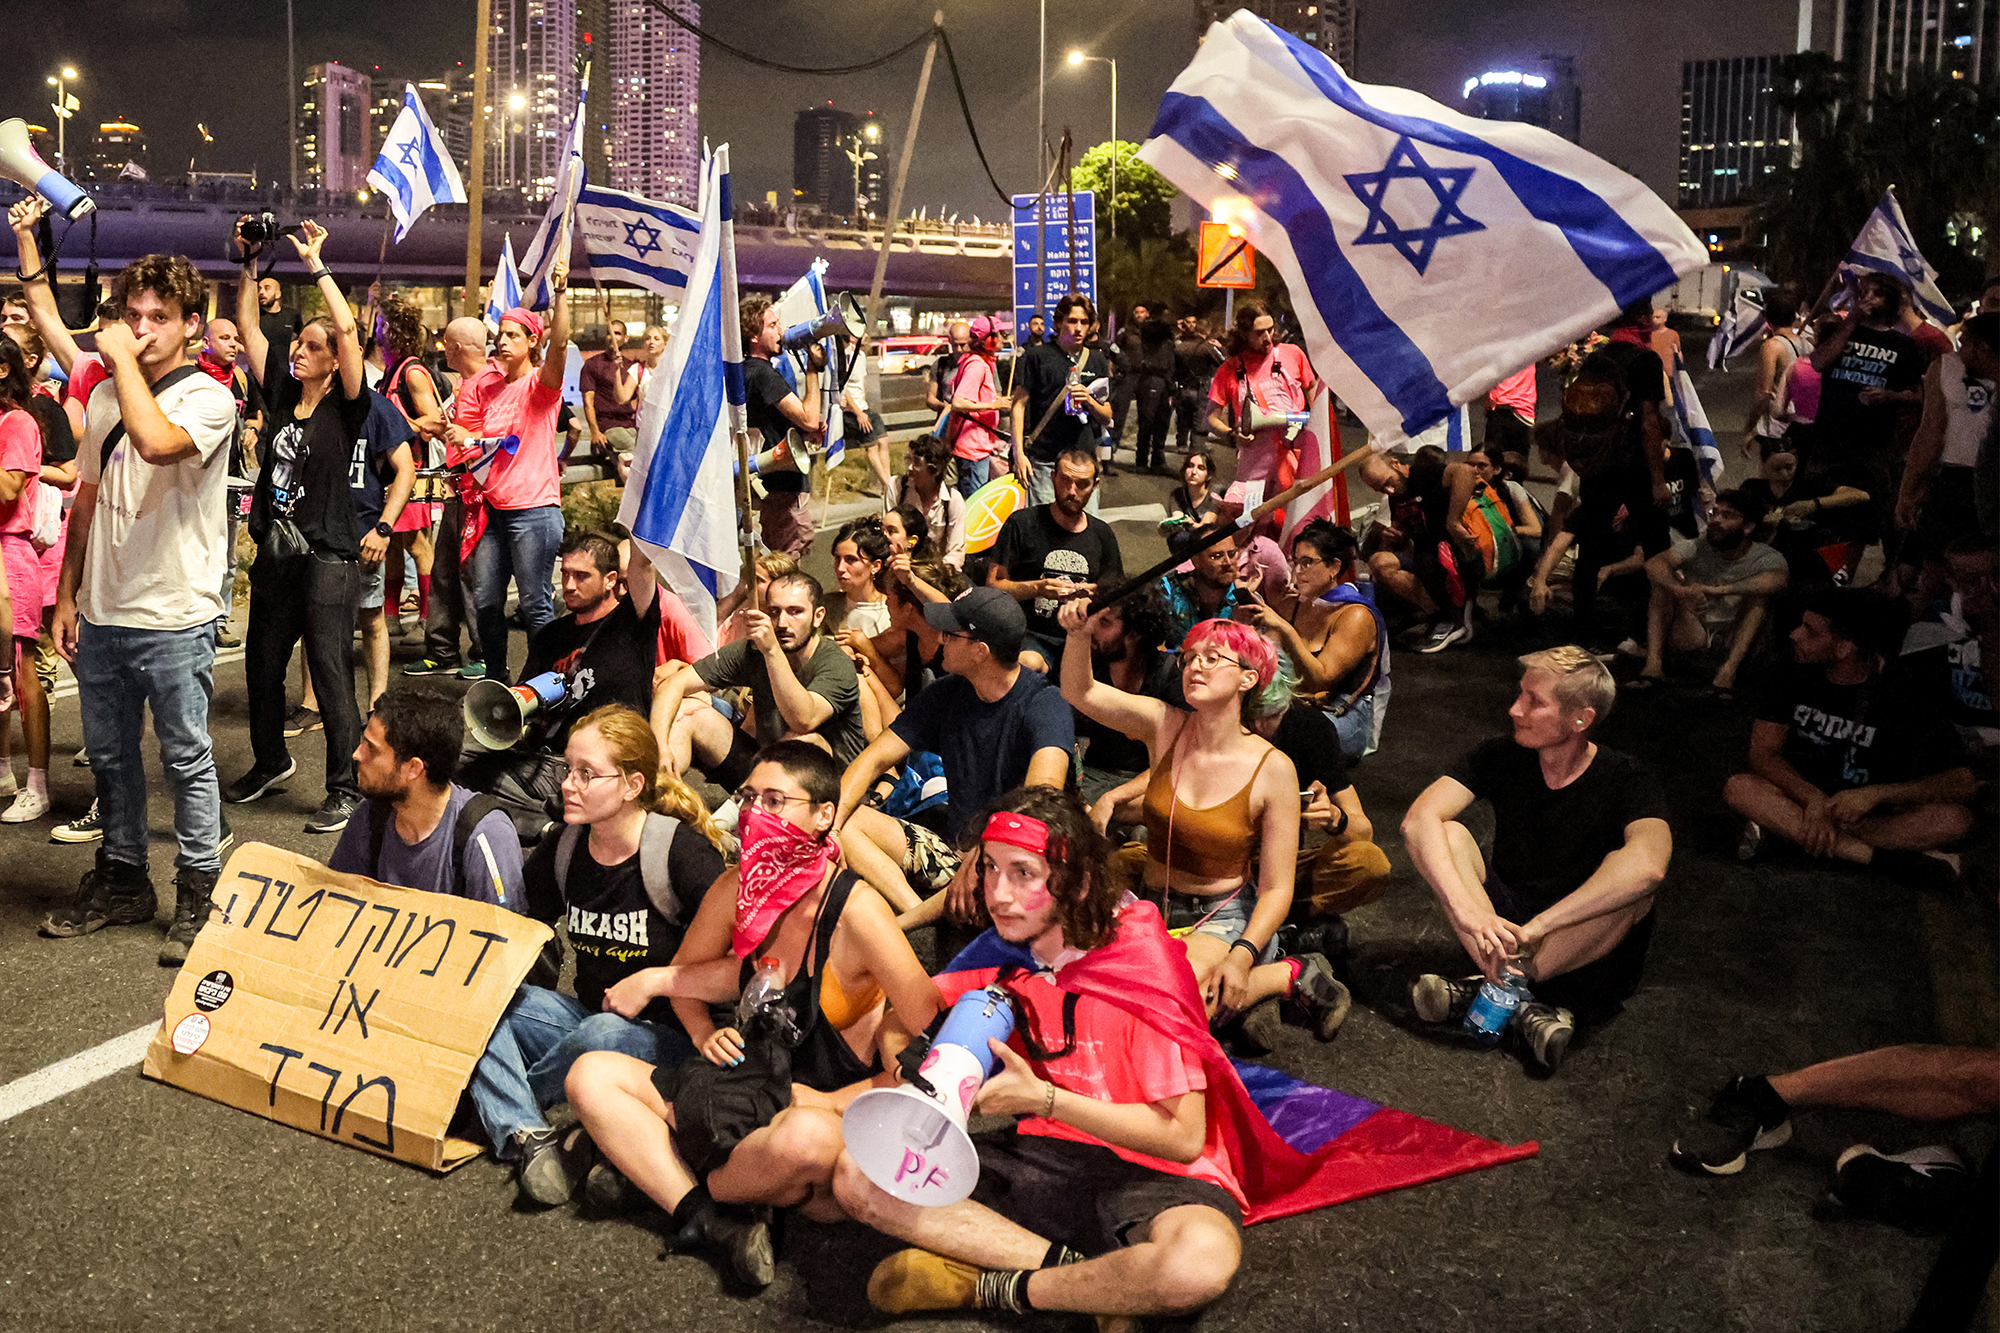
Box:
[358,557,386,611]
[1161,888,1277,963]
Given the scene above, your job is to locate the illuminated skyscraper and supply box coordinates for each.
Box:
[1679,56,1790,207]
[608,0,701,206]
[1195,0,1357,72]
[489,0,579,198]
[299,62,372,193]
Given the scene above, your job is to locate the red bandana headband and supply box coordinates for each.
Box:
[983,811,1050,857]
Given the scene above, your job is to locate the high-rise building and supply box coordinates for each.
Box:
[1679,56,1790,207]
[1461,56,1582,142]
[608,0,701,205]
[1196,0,1357,72]
[300,62,373,193]
[1831,0,1999,97]
[422,71,479,175]
[85,120,146,181]
[489,0,580,198]
[792,105,883,217]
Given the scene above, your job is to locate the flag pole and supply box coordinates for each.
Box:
[863,13,944,343]
[715,150,757,613]
[463,0,492,317]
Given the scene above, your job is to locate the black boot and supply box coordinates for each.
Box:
[670,1187,775,1288]
[41,852,156,938]
[159,866,219,966]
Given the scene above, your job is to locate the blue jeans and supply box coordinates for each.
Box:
[470,504,564,683]
[953,455,990,497]
[75,617,224,875]
[1327,692,1380,764]
[469,983,696,1153]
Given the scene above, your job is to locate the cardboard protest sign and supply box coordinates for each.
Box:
[143,842,551,1172]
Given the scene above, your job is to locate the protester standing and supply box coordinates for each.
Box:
[1010,295,1112,505]
[406,317,495,678]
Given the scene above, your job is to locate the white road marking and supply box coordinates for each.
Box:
[1096,503,1168,524]
[0,1023,155,1124]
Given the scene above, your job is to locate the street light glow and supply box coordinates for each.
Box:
[62,67,78,80]
[508,93,526,110]
[1067,50,1086,65]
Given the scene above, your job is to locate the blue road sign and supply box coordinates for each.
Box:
[1012,192,1095,342]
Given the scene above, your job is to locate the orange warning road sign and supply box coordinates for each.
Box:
[1197,220,1257,289]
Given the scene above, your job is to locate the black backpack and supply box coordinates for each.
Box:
[1554,340,1646,479]
[363,792,513,906]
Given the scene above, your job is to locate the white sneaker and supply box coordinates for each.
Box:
[1615,637,1645,658]
[2,788,50,823]
[0,768,16,797]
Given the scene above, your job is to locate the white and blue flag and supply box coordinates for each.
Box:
[485,232,523,332]
[366,83,467,243]
[1837,189,1955,327]
[617,146,746,640]
[1669,348,1725,489]
[576,182,701,299]
[1136,12,1708,445]
[771,258,845,468]
[1707,284,1771,369]
[518,71,590,312]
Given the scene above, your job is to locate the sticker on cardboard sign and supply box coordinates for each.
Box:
[192,970,234,1013]
[170,1013,211,1056]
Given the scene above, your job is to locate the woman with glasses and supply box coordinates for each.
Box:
[1239,520,1390,764]
[1057,605,1348,1039]
[467,704,728,1210]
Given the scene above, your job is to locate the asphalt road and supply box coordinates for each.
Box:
[0,359,1993,1332]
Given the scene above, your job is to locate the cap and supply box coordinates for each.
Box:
[501,307,545,342]
[969,315,999,343]
[923,586,1025,659]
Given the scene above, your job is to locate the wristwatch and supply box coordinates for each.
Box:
[373,520,393,538]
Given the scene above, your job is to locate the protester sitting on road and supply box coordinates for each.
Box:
[565,741,940,1289]
[1634,489,1790,697]
[1060,605,1349,1038]
[1359,446,1484,653]
[833,586,1075,918]
[1723,589,1974,881]
[1467,444,1542,613]
[1072,578,1177,806]
[1404,647,1673,1073]
[989,446,1124,667]
[652,571,868,790]
[464,704,728,1208]
[1735,435,1870,594]
[517,531,662,745]
[830,517,893,639]
[713,550,796,647]
[1165,447,1221,529]
[831,786,1248,1327]
[879,503,955,605]
[1242,520,1389,763]
[839,551,965,708]
[1158,531,1247,647]
[885,432,965,568]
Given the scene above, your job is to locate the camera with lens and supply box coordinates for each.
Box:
[228,211,301,262]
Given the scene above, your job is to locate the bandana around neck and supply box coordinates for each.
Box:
[732,806,838,958]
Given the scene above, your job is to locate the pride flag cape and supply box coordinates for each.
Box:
[940,902,1536,1225]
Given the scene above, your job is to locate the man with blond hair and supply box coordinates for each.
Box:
[1400,646,1673,1072]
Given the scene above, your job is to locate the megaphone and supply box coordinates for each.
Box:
[780,292,866,354]
[1243,404,1311,442]
[463,671,565,751]
[0,119,95,221]
[842,985,1016,1206]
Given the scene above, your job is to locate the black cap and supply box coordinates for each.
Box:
[923,586,1025,659]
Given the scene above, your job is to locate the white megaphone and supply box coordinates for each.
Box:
[843,985,1016,1206]
[0,119,95,221]
[462,671,565,751]
[1243,403,1311,442]
[780,292,866,353]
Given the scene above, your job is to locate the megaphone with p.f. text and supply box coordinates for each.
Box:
[842,985,1016,1206]
[463,671,565,751]
[0,119,95,221]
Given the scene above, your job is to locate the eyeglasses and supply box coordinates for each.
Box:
[560,764,623,788]
[1183,649,1245,672]
[735,786,816,815]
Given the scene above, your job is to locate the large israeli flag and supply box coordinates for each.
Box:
[518,72,590,312]
[576,183,701,298]
[484,233,523,332]
[1137,13,1708,444]
[1706,284,1770,370]
[617,147,746,640]
[1837,189,1955,327]
[366,84,467,243]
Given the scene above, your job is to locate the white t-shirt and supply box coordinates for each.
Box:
[78,365,237,631]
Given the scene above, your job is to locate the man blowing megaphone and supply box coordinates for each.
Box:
[739,293,826,558]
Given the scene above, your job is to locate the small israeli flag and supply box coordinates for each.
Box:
[1706,284,1770,370]
[1837,189,1956,327]
[772,258,845,468]
[518,71,591,312]
[365,84,467,243]
[1137,12,1709,445]
[576,182,701,298]
[485,233,523,332]
[1670,348,1724,489]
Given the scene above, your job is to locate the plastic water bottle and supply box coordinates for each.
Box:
[1462,968,1530,1046]
[736,956,786,1031]
[1065,362,1086,420]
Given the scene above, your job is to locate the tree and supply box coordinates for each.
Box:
[1070,141,1177,242]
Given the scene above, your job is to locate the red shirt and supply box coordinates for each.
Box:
[64,354,109,412]
[1487,365,1537,418]
[0,408,41,535]
[1208,344,1314,484]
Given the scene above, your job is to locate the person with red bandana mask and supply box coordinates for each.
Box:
[566,740,940,1290]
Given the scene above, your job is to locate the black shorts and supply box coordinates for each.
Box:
[709,726,761,792]
[1916,466,1983,561]
[1485,874,1655,1025]
[969,1128,1243,1256]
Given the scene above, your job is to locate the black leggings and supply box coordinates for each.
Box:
[245,550,362,797]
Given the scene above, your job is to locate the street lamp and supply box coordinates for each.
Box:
[1068,50,1117,242]
[45,66,79,171]
[845,122,880,225]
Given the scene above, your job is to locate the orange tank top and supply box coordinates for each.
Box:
[1142,720,1273,882]
[819,963,883,1031]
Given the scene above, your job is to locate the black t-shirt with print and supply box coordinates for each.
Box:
[520,594,662,750]
[253,342,371,558]
[1018,341,1111,463]
[992,505,1125,644]
[1755,662,1966,794]
[1815,324,1924,464]
[745,355,805,495]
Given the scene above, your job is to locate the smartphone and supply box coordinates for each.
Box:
[1299,789,1315,809]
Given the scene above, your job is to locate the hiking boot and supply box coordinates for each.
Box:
[304,791,361,835]
[581,1161,654,1217]
[1411,973,1481,1024]
[673,1194,775,1289]
[1290,952,1353,1040]
[1235,997,1283,1054]
[41,855,157,938]
[50,799,103,843]
[1514,1001,1574,1072]
[403,656,461,676]
[1668,1074,1793,1177]
[159,867,219,967]
[1830,1144,1974,1235]
[283,706,322,737]
[1279,915,1349,964]
[868,1248,980,1313]
[224,759,297,804]
[514,1125,592,1207]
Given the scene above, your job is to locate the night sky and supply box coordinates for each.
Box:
[0,0,1804,217]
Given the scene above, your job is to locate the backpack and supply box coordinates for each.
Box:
[364,791,512,905]
[551,811,687,923]
[1555,340,1645,479]
[1460,479,1520,579]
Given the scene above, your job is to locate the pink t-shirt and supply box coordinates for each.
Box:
[947,354,1003,461]
[0,409,42,536]
[1487,364,1537,417]
[64,354,110,412]
[472,371,563,510]
[1209,344,1315,483]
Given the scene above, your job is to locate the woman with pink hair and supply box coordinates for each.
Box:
[1056,604,1350,1040]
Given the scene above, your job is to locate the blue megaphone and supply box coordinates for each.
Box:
[0,119,94,221]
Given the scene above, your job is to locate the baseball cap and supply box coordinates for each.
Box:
[969,315,999,343]
[923,586,1025,659]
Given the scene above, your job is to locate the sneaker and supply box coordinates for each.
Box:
[513,1125,592,1207]
[1830,1144,1974,1235]
[868,1249,980,1313]
[40,858,157,938]
[1417,620,1468,654]
[304,791,361,835]
[216,632,242,649]
[458,661,488,680]
[403,656,461,676]
[224,759,297,805]
[1411,973,1481,1024]
[0,767,15,797]
[1735,819,1763,863]
[1290,951,1353,1040]
[1235,997,1283,1055]
[1278,915,1350,965]
[1459,597,1478,647]
[51,800,103,843]
[217,817,235,860]
[72,746,89,768]
[283,707,322,738]
[1,788,49,823]
[1668,1074,1793,1176]
[158,867,218,967]
[1514,1000,1574,1072]
[580,1161,654,1217]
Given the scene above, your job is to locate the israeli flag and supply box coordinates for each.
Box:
[518,71,590,312]
[366,83,467,243]
[1706,285,1770,370]
[772,258,845,468]
[576,183,701,298]
[1670,348,1725,489]
[617,146,746,641]
[1137,13,1709,445]
[1837,189,1956,327]
[485,233,523,332]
